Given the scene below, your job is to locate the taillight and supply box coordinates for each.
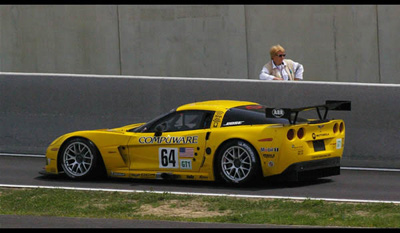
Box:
[339,122,344,133]
[287,129,295,140]
[297,128,305,139]
[333,123,338,134]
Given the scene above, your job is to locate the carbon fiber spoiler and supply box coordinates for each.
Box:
[265,100,351,124]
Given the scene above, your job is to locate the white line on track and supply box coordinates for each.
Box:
[0,153,45,158]
[2,152,400,172]
[2,152,400,204]
[1,184,400,204]
[341,167,400,172]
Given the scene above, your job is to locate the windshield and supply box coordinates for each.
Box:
[131,109,214,133]
[131,109,174,133]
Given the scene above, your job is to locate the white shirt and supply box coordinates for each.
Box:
[259,60,304,81]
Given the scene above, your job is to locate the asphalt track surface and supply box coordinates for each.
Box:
[1,155,400,228]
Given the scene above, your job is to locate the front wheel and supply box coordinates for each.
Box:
[60,138,104,179]
[216,140,261,186]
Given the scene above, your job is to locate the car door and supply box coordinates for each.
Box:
[127,110,214,173]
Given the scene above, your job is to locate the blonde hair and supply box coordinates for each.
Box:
[269,44,286,59]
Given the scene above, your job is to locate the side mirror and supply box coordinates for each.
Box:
[154,125,163,137]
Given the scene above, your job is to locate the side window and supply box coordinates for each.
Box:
[149,110,214,132]
[221,105,290,127]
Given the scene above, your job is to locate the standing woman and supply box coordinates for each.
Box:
[259,44,304,81]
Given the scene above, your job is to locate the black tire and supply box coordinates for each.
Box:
[60,138,104,180]
[216,140,261,186]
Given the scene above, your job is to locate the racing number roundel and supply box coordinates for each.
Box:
[159,148,178,168]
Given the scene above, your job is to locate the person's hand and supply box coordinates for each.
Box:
[273,76,283,80]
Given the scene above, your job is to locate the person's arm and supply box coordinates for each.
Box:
[293,62,304,80]
[260,66,282,80]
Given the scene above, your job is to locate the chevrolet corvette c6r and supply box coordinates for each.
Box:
[43,100,350,185]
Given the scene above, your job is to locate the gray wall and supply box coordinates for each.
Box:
[1,73,400,169]
[1,5,399,168]
[1,5,399,83]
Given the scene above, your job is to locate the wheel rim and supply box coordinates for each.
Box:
[221,146,252,182]
[62,142,94,177]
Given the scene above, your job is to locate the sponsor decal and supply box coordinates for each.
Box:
[139,136,198,144]
[312,133,329,140]
[261,147,279,152]
[271,109,285,118]
[291,145,304,155]
[110,172,126,176]
[291,145,303,149]
[311,154,331,159]
[212,111,224,127]
[336,138,342,149]
[268,161,274,167]
[180,159,192,170]
[297,150,304,155]
[131,173,156,178]
[262,154,275,158]
[224,121,244,126]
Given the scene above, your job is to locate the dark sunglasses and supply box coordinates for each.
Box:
[277,54,286,58]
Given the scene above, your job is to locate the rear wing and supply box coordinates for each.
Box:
[265,100,351,124]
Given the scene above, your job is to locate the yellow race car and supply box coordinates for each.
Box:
[43,100,350,185]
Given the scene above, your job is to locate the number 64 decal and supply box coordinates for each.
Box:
[159,148,178,168]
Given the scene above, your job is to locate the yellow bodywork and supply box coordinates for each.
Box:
[44,100,346,182]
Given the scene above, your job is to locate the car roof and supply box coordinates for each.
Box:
[176,100,260,112]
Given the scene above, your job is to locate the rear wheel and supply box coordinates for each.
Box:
[60,138,104,179]
[216,140,260,186]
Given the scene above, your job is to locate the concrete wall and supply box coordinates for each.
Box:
[1,5,399,84]
[1,73,399,168]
